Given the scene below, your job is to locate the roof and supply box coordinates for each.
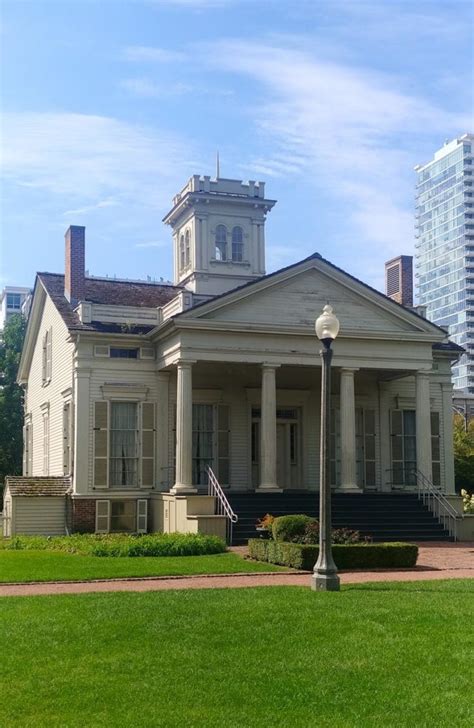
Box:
[432,341,465,353]
[37,273,181,332]
[5,477,72,497]
[177,251,449,336]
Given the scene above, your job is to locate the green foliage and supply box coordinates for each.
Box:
[271,514,365,544]
[248,539,419,570]
[0,532,227,557]
[453,413,474,492]
[0,314,27,495]
[271,514,316,542]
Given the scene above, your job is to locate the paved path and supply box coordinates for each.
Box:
[0,542,472,597]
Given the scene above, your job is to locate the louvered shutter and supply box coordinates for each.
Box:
[63,403,70,475]
[22,425,27,475]
[94,401,109,488]
[137,499,148,533]
[96,500,110,533]
[27,423,33,476]
[42,332,47,382]
[94,345,110,358]
[140,402,155,487]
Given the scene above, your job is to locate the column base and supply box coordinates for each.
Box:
[169,485,198,495]
[255,485,283,494]
[335,485,363,494]
[311,572,340,592]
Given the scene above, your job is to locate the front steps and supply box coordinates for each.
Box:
[227,492,452,545]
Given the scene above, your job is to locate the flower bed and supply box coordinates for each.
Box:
[248,539,418,570]
[0,533,226,558]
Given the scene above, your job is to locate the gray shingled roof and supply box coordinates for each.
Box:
[38,273,181,333]
[5,477,72,497]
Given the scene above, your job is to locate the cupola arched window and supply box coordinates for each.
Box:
[215,225,227,261]
[185,230,191,267]
[232,226,244,262]
[179,234,185,271]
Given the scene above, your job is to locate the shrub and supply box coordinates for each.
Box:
[461,489,474,514]
[0,533,227,558]
[272,515,317,543]
[248,539,418,571]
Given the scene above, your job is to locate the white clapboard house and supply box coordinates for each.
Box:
[3,175,466,542]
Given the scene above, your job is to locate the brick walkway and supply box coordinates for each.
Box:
[0,542,472,598]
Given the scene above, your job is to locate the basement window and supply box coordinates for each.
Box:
[110,348,139,359]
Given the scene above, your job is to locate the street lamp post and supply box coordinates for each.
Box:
[311,304,340,592]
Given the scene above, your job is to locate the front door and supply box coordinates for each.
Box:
[251,407,301,489]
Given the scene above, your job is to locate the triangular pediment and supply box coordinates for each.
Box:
[183,257,443,338]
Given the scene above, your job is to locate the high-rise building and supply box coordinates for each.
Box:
[0,286,32,329]
[415,133,474,391]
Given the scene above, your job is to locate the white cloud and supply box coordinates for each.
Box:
[123,45,187,63]
[209,39,470,284]
[2,112,195,208]
[63,198,119,216]
[119,77,195,98]
[134,240,169,249]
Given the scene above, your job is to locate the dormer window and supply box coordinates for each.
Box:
[179,234,185,271]
[215,225,227,261]
[232,226,244,262]
[185,230,191,267]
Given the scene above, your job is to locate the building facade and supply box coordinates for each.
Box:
[3,175,465,539]
[0,286,32,329]
[415,133,474,391]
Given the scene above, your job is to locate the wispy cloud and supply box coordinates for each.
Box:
[209,39,470,283]
[2,112,195,207]
[134,240,169,249]
[123,45,187,63]
[119,77,194,98]
[63,197,119,216]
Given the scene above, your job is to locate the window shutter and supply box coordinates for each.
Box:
[63,403,70,475]
[140,402,155,488]
[42,332,47,383]
[96,500,110,533]
[94,401,109,488]
[137,499,148,533]
[46,327,52,380]
[22,425,27,475]
[27,423,33,476]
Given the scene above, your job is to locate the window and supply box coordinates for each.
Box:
[189,403,230,486]
[431,412,441,486]
[390,410,416,485]
[215,225,227,261]
[6,293,21,310]
[96,499,147,534]
[109,402,138,487]
[356,409,376,488]
[179,234,185,271]
[232,226,244,261]
[42,328,52,384]
[110,348,139,359]
[185,230,191,267]
[110,500,136,532]
[43,410,49,475]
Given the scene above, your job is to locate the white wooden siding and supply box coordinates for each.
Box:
[27,295,74,476]
[13,497,66,535]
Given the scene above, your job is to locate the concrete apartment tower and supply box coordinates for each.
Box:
[385,255,413,307]
[414,133,474,392]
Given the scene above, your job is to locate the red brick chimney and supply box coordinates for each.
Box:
[64,226,85,304]
[385,255,413,307]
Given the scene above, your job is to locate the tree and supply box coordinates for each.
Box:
[0,314,27,494]
[453,413,474,493]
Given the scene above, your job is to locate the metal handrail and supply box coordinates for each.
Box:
[206,466,238,545]
[412,468,459,541]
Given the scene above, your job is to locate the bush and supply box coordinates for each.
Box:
[248,539,418,571]
[272,515,317,543]
[0,533,227,558]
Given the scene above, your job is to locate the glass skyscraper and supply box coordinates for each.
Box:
[415,133,474,391]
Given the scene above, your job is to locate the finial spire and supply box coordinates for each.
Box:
[216,150,220,179]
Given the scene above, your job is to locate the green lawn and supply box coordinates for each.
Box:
[1,580,472,727]
[0,550,283,583]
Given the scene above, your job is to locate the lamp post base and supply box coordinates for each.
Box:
[311,572,340,592]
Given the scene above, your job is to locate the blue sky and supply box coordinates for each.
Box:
[1,0,472,294]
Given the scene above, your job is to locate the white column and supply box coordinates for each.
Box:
[73,366,91,495]
[156,371,170,490]
[257,363,281,492]
[416,370,432,482]
[338,368,361,493]
[441,381,456,494]
[171,360,196,494]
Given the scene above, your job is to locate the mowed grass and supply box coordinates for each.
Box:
[1,580,473,728]
[0,550,284,583]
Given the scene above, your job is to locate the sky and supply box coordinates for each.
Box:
[1,0,473,294]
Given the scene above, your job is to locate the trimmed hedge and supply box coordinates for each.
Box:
[0,533,227,558]
[248,539,418,570]
[272,515,316,542]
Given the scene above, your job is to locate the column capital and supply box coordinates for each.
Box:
[416,369,431,379]
[176,359,196,369]
[157,370,171,382]
[441,381,453,392]
[261,362,281,371]
[340,367,359,375]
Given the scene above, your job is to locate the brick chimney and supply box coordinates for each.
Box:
[64,226,85,304]
[385,255,413,307]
